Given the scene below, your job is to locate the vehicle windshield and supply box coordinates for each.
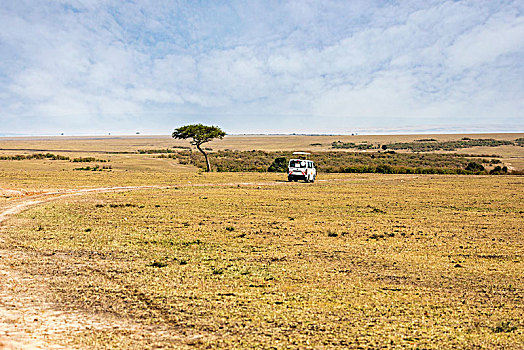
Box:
[289,160,306,168]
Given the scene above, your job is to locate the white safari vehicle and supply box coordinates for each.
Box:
[288,152,316,183]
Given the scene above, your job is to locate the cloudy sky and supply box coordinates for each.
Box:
[1,0,523,135]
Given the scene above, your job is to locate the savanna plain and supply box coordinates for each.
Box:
[0,134,523,349]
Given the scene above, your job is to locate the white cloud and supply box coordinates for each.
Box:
[447,13,524,69]
[0,0,523,134]
[312,70,418,118]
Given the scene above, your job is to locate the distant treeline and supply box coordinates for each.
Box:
[0,153,109,162]
[332,138,519,151]
[74,165,112,171]
[137,146,191,154]
[156,150,517,175]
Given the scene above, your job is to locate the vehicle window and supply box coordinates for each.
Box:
[289,160,305,168]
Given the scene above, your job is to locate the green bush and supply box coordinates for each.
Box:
[465,162,485,172]
[268,157,288,172]
[489,166,508,175]
[332,138,514,152]
[0,153,70,161]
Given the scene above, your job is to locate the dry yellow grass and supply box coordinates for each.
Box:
[1,174,523,348]
[0,135,523,348]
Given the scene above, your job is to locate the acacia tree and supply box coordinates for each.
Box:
[172,124,226,172]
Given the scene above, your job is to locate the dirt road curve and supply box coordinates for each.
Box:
[0,185,175,349]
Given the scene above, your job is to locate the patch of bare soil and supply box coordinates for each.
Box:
[0,186,176,349]
[0,189,48,200]
[0,250,127,349]
[0,190,26,198]
[0,248,211,349]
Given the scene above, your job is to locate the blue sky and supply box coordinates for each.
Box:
[1,0,523,135]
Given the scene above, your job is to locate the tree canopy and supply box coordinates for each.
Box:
[172,124,226,172]
[172,124,226,146]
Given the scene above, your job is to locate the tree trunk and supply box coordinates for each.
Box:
[196,144,211,172]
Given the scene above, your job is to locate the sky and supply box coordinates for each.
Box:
[0,0,523,135]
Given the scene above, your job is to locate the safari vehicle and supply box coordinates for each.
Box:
[288,152,316,183]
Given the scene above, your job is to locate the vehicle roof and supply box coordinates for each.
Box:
[289,158,314,162]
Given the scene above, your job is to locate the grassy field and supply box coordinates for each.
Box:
[0,134,523,349]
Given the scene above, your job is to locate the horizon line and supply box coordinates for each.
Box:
[1,131,523,138]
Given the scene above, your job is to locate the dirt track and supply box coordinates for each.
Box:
[0,185,178,349]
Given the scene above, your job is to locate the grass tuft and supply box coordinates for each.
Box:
[149,261,168,268]
[492,321,518,333]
